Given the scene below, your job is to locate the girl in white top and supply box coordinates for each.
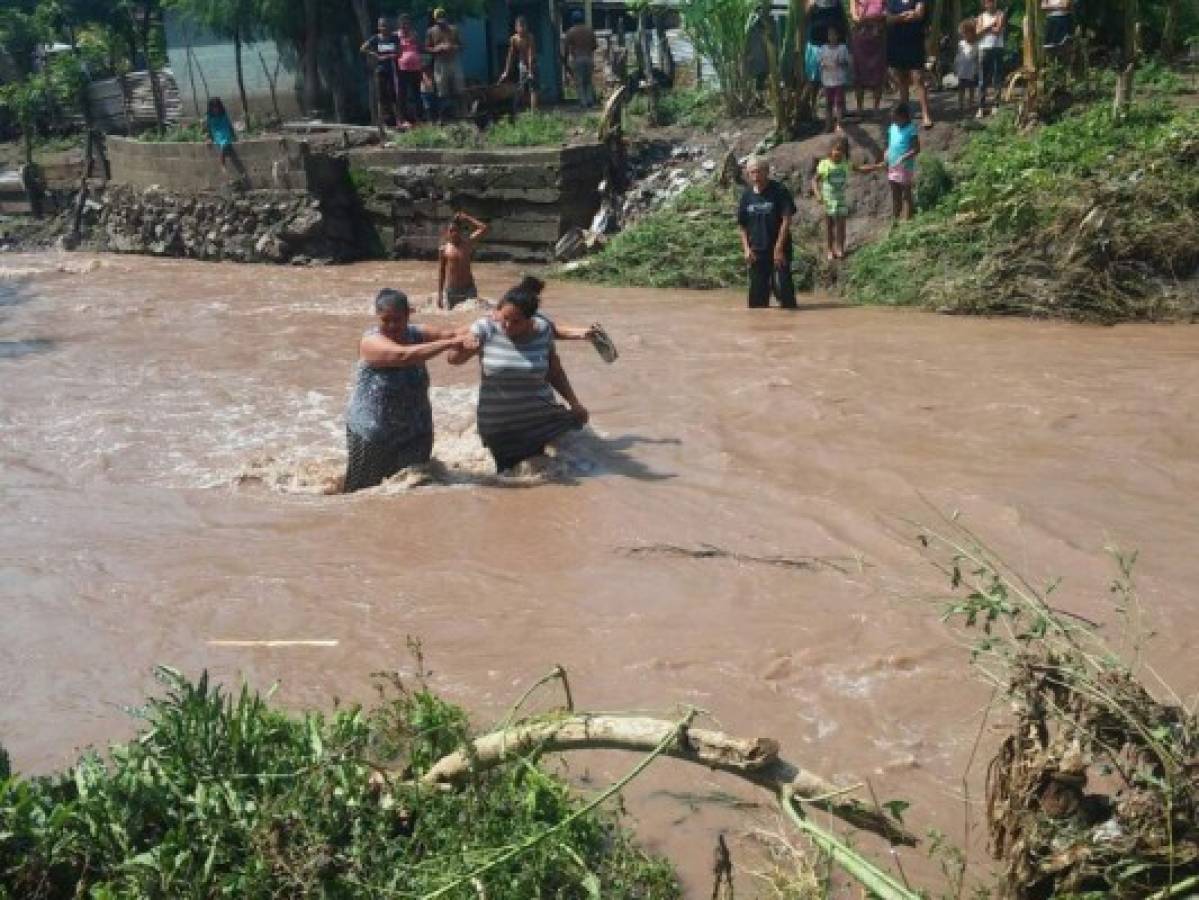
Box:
[819,26,852,132]
[955,19,980,113]
[976,0,1006,116]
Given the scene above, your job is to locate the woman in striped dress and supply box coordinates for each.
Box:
[449,276,589,472]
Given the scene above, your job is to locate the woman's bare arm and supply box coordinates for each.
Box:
[414,323,465,341]
[550,321,596,341]
[360,333,460,367]
[548,348,588,423]
[446,333,481,365]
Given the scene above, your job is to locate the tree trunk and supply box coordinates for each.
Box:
[137,4,166,129]
[302,0,322,114]
[636,9,660,124]
[1124,0,1139,67]
[258,49,282,122]
[1162,0,1181,57]
[184,32,202,116]
[1114,0,1140,117]
[761,3,784,136]
[655,13,674,86]
[1022,0,1041,73]
[234,24,251,125]
[349,0,379,128]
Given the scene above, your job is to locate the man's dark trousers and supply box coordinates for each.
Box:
[747,254,797,309]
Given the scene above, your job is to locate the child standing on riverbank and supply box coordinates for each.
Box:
[863,102,921,221]
[819,27,852,132]
[811,136,872,260]
[437,211,489,308]
[955,19,980,114]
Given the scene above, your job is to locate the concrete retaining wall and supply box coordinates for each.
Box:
[106,136,313,192]
[94,136,367,264]
[349,143,607,262]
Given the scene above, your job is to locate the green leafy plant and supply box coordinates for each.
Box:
[629,88,725,128]
[914,155,953,212]
[389,113,595,150]
[846,100,1199,322]
[0,666,680,899]
[677,0,758,117]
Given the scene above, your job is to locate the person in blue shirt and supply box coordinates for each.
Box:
[204,98,236,171]
[864,101,921,221]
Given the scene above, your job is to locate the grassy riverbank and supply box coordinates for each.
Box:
[0,667,678,899]
[561,183,818,291]
[845,99,1199,323]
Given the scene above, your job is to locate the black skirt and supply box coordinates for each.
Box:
[343,428,434,492]
[887,21,926,71]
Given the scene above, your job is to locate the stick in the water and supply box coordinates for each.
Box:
[207,640,339,647]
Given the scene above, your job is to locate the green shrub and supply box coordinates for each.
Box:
[914,154,953,212]
[390,122,477,148]
[137,121,208,143]
[629,88,725,129]
[390,113,595,150]
[0,667,679,899]
[845,100,1199,322]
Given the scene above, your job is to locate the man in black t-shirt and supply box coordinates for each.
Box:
[361,17,400,126]
[737,156,798,309]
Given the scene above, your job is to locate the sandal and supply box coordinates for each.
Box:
[588,324,619,364]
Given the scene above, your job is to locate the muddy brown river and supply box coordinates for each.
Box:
[2,252,1197,894]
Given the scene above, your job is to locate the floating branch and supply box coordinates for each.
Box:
[622,543,861,574]
[420,713,915,846]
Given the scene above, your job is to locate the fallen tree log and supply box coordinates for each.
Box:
[420,713,917,846]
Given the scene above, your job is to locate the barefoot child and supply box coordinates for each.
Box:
[955,19,980,114]
[437,212,489,308]
[867,102,920,221]
[819,27,851,132]
[811,136,872,260]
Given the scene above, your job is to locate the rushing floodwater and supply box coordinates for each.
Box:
[2,251,1198,893]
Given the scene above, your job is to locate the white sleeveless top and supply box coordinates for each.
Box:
[978,11,1004,49]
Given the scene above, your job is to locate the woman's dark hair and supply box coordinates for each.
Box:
[374,288,410,315]
[207,97,226,117]
[499,275,545,319]
[893,101,912,122]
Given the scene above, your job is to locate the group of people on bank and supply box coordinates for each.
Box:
[359,8,599,127]
[804,0,1074,132]
[740,0,1076,302]
[359,9,466,126]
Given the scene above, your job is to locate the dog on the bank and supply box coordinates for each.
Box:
[465,82,519,129]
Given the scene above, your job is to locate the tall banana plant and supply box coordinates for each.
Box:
[762,0,811,142]
[679,0,759,116]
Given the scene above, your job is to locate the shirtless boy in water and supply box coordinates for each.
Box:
[437,212,488,309]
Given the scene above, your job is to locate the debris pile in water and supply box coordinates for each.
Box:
[929,524,1199,898]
